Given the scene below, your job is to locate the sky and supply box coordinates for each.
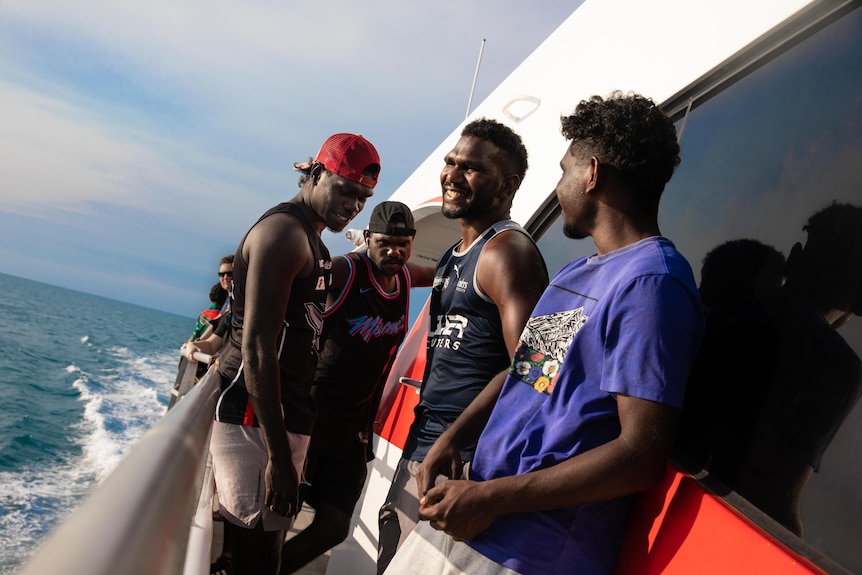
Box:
[0,0,581,318]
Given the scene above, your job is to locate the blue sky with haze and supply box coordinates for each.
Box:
[0,1,580,317]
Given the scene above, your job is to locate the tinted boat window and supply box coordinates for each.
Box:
[536,7,862,573]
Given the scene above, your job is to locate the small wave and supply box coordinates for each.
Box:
[0,464,95,574]
[72,378,123,482]
[70,346,173,483]
[0,275,194,574]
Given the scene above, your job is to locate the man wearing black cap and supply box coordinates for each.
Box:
[279,201,434,574]
[281,202,434,574]
[209,133,380,575]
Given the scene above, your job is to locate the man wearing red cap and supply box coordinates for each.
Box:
[209,133,380,575]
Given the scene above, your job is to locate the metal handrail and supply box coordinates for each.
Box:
[17,364,220,575]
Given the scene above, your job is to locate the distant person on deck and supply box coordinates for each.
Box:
[188,255,234,341]
[384,92,704,575]
[209,133,380,575]
[189,283,226,341]
[377,118,549,573]
[216,254,234,316]
[279,201,435,574]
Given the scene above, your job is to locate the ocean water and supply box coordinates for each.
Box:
[0,272,191,574]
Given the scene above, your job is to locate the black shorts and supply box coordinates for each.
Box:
[303,442,369,516]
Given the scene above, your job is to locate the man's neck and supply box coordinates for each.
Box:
[289,196,326,235]
[459,213,510,250]
[372,269,397,292]
[590,207,660,255]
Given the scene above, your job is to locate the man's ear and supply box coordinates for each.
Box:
[585,156,601,194]
[310,162,324,184]
[502,174,521,199]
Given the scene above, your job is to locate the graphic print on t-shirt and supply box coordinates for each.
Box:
[511,306,589,395]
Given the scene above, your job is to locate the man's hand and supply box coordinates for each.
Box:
[416,437,463,497]
[181,342,199,363]
[418,479,495,541]
[264,455,299,517]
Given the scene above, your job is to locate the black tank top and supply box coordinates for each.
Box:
[404,220,536,461]
[216,202,331,435]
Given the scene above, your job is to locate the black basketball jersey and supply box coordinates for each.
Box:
[312,252,411,457]
[216,202,331,435]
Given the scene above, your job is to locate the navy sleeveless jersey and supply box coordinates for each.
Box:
[403,220,535,461]
[216,202,331,435]
[312,252,412,458]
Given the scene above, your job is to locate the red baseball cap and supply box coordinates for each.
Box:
[314,133,381,189]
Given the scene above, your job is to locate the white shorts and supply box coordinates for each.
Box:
[384,520,519,575]
[209,421,310,531]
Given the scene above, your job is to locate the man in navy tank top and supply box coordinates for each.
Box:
[279,201,435,573]
[384,93,705,575]
[209,133,380,575]
[377,119,550,573]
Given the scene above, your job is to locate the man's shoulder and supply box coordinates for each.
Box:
[606,237,692,273]
[243,209,319,281]
[490,219,528,233]
[251,205,293,228]
[249,208,311,246]
[343,251,369,266]
[636,237,697,286]
[478,222,544,270]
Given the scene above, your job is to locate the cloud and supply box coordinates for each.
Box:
[0,0,579,315]
[0,85,142,210]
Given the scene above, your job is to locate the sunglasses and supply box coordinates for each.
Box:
[218,271,233,278]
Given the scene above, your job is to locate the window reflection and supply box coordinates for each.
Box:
[678,203,862,537]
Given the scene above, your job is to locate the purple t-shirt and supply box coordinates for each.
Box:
[468,237,704,575]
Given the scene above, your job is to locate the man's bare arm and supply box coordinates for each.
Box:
[416,231,548,494]
[419,395,678,540]
[242,213,311,516]
[182,332,224,362]
[478,230,549,356]
[325,255,351,308]
[406,261,436,288]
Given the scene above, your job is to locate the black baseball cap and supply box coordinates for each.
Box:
[367,201,416,237]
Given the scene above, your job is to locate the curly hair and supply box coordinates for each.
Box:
[462,117,529,181]
[294,157,317,188]
[560,91,680,202]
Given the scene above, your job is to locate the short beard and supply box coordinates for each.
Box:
[442,202,473,220]
[372,257,400,277]
[562,222,589,240]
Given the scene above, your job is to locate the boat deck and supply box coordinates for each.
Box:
[211,504,329,575]
[288,506,330,575]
